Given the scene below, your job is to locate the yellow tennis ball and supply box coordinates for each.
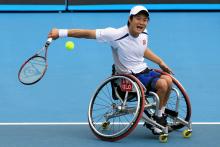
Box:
[65,41,74,50]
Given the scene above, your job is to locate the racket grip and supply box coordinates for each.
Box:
[45,38,53,47]
[47,38,53,43]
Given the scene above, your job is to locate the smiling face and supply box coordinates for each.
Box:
[128,12,149,37]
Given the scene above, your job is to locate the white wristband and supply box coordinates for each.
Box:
[58,29,68,38]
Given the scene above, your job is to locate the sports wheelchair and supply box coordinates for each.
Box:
[88,67,192,143]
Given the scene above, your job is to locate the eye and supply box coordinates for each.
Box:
[135,16,141,20]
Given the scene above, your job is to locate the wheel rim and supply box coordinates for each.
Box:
[88,75,145,141]
[166,80,191,129]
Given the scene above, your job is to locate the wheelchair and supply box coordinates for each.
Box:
[88,67,192,143]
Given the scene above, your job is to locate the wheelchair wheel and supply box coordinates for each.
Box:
[88,74,145,141]
[154,69,191,130]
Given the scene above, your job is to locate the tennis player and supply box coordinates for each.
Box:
[48,5,173,134]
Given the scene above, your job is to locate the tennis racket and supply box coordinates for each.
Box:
[18,38,53,85]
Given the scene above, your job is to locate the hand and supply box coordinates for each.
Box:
[48,28,59,40]
[159,61,174,75]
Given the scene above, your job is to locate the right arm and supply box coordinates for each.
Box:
[48,28,96,40]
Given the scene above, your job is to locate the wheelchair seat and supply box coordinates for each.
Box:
[110,74,138,102]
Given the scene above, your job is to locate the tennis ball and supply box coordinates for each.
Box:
[65,41,74,50]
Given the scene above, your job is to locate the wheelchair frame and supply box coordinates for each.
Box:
[88,69,192,142]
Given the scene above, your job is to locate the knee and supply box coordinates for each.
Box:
[166,76,172,87]
[162,75,173,87]
[156,79,168,91]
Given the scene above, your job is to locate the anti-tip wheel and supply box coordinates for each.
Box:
[159,134,168,143]
[182,129,192,138]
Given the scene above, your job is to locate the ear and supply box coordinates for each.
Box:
[128,17,131,23]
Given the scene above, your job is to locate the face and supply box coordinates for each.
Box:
[128,14,148,37]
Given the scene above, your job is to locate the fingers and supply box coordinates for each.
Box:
[169,69,174,75]
[165,67,174,75]
[159,62,174,75]
[48,28,59,40]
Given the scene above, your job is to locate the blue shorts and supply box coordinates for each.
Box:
[135,69,161,91]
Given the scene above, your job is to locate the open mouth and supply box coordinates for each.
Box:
[137,26,144,31]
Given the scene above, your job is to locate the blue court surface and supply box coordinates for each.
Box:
[0,12,220,146]
[0,124,219,147]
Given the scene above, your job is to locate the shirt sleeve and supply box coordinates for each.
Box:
[96,27,118,42]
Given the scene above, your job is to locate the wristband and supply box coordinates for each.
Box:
[58,29,68,37]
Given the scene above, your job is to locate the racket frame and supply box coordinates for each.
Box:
[18,38,52,85]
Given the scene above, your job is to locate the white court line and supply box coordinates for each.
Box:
[0,122,219,125]
[192,122,220,125]
[0,122,88,126]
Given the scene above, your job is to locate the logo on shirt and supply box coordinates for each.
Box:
[143,40,146,45]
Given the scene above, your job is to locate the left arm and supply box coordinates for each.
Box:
[144,48,173,74]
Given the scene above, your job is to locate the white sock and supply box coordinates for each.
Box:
[161,106,166,113]
[156,110,163,117]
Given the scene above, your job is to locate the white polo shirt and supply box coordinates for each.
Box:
[96,25,148,74]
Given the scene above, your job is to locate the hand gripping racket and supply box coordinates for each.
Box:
[18,38,52,85]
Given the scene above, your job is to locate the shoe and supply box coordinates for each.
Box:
[153,115,168,127]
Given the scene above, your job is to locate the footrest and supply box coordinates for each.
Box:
[165,108,178,117]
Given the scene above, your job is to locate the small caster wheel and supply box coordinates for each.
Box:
[159,134,168,143]
[182,129,192,138]
[102,121,110,130]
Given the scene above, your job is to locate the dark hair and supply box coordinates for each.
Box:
[127,10,150,26]
[127,15,134,26]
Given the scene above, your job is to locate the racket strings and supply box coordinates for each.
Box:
[19,56,46,84]
[18,38,52,85]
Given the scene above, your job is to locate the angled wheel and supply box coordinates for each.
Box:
[159,134,168,143]
[88,74,145,141]
[182,129,192,138]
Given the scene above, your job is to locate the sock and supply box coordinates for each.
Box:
[156,110,163,117]
[161,106,166,113]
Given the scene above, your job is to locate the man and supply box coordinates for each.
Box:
[48,5,173,134]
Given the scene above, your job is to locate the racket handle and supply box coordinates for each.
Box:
[45,38,53,47]
[47,38,53,43]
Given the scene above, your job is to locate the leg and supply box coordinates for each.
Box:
[159,75,173,108]
[155,78,169,109]
[153,75,172,116]
[145,78,169,133]
[136,71,170,132]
